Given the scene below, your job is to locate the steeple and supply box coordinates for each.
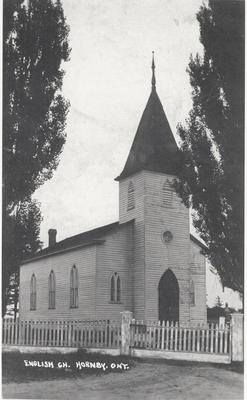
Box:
[115,55,181,181]
[151,51,156,91]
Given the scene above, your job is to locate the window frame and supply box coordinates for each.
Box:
[109,272,121,303]
[48,270,56,309]
[116,275,121,302]
[127,181,135,210]
[30,274,37,311]
[162,180,173,208]
[110,275,115,302]
[70,265,79,308]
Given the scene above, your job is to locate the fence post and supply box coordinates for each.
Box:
[231,313,243,361]
[219,316,225,328]
[120,311,133,355]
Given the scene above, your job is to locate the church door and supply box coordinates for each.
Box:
[158,269,179,322]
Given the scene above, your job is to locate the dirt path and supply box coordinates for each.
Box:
[2,360,243,400]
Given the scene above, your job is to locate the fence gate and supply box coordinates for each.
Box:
[130,320,231,363]
[3,313,243,364]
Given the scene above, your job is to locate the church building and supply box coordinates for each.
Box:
[19,56,207,326]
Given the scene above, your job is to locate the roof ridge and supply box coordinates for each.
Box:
[57,221,119,246]
[20,220,135,265]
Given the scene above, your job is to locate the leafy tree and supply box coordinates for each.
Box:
[3,0,70,314]
[174,0,244,293]
[3,198,42,316]
[214,296,223,308]
[3,0,70,210]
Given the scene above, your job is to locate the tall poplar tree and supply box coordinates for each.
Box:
[3,0,70,314]
[174,0,244,293]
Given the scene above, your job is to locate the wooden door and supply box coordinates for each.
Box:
[158,269,179,322]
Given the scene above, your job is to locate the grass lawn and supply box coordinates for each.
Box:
[2,351,244,400]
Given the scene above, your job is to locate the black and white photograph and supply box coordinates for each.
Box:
[2,0,244,399]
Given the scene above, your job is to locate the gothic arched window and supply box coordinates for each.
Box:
[70,265,79,308]
[48,270,56,309]
[117,275,121,302]
[110,273,121,303]
[110,275,115,302]
[127,181,135,210]
[30,274,36,310]
[162,180,173,207]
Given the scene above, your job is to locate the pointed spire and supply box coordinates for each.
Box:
[115,54,181,181]
[151,51,156,91]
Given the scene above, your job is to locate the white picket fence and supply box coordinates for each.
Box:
[131,320,231,355]
[2,318,121,348]
[2,318,232,358]
[2,313,243,363]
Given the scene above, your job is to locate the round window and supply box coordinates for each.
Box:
[162,231,173,243]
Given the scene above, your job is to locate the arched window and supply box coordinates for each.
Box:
[48,270,56,309]
[162,180,173,207]
[70,265,78,308]
[30,274,36,311]
[190,280,195,306]
[110,272,121,303]
[110,275,115,302]
[117,275,121,302]
[127,181,135,210]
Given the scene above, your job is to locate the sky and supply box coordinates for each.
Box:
[34,0,242,309]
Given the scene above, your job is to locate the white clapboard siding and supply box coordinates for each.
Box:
[118,170,206,325]
[119,172,146,319]
[143,171,206,325]
[95,221,134,320]
[190,241,207,325]
[19,246,97,321]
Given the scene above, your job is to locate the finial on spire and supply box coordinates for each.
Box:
[151,51,156,90]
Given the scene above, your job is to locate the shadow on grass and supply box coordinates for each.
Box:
[213,361,244,374]
[2,350,135,384]
[131,356,244,374]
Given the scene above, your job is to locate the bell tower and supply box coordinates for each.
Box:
[115,54,205,325]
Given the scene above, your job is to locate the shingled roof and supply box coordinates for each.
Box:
[20,221,133,265]
[20,220,206,265]
[116,55,181,181]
